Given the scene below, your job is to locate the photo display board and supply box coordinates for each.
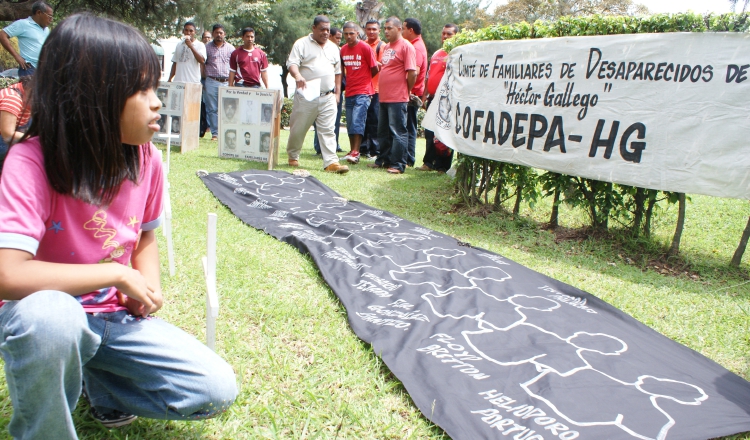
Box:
[154,81,202,153]
[218,87,281,168]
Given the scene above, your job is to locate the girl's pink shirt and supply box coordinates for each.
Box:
[0,137,164,312]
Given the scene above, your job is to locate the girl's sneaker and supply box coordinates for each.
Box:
[89,407,138,428]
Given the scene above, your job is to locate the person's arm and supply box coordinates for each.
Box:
[126,229,162,316]
[185,38,205,64]
[0,248,160,315]
[288,64,306,90]
[406,69,417,92]
[0,30,26,70]
[168,62,176,82]
[228,71,236,87]
[335,73,341,104]
[370,66,379,77]
[0,111,23,143]
[261,70,269,89]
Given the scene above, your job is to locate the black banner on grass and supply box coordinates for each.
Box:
[201,170,750,440]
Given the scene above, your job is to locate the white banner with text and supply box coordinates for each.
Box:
[423,32,750,199]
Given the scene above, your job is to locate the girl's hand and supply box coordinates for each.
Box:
[116,265,163,317]
[122,288,163,317]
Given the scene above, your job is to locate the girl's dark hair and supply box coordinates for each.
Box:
[25,13,160,206]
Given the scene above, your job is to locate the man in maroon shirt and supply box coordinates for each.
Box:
[402,17,427,167]
[417,23,459,173]
[340,22,378,164]
[229,27,269,88]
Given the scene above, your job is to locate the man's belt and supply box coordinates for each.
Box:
[320,89,335,96]
[208,76,229,82]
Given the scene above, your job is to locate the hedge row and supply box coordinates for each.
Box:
[442,12,750,262]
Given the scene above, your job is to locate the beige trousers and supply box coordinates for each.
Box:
[286,93,339,168]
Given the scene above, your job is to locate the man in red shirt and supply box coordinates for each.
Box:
[367,17,416,175]
[402,18,427,168]
[340,22,378,164]
[417,23,459,173]
[361,19,386,159]
[229,27,269,88]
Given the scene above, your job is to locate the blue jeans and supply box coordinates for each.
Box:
[361,93,380,157]
[375,102,408,172]
[0,290,238,439]
[345,94,371,136]
[18,64,35,77]
[406,104,418,167]
[204,77,227,137]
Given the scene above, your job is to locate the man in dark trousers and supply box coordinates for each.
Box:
[361,19,385,159]
[367,17,416,175]
[401,17,427,167]
[417,23,459,173]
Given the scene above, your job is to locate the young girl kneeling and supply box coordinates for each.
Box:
[0,13,237,439]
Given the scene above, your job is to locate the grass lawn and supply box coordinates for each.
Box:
[0,129,748,439]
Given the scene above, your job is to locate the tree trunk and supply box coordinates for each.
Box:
[492,163,505,208]
[280,65,289,98]
[513,183,522,216]
[668,193,686,256]
[643,192,657,237]
[355,0,384,29]
[632,187,645,237]
[0,0,33,22]
[549,189,560,227]
[731,215,750,267]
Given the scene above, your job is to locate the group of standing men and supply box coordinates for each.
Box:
[285,15,458,175]
[167,21,269,141]
[165,16,457,175]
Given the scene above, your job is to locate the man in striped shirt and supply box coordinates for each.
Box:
[204,24,234,141]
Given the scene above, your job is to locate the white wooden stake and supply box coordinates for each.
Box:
[203,213,219,350]
[156,150,175,276]
[165,115,172,175]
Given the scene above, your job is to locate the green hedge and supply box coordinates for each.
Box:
[445,12,750,248]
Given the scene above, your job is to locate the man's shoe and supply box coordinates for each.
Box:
[416,165,433,171]
[386,167,403,174]
[324,162,349,174]
[288,159,299,167]
[210,136,218,141]
[336,146,344,153]
[90,407,137,428]
[344,152,360,164]
[367,163,383,169]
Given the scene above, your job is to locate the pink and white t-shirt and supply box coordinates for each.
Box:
[0,138,164,313]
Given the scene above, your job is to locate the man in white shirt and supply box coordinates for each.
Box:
[286,15,349,174]
[168,22,206,84]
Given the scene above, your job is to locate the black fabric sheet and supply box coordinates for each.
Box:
[201,170,750,440]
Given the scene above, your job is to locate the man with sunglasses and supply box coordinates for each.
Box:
[0,1,53,77]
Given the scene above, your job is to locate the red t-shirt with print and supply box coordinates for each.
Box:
[378,38,416,103]
[340,41,377,97]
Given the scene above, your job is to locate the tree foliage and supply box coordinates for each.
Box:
[222,0,352,96]
[381,0,481,54]
[473,0,648,29]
